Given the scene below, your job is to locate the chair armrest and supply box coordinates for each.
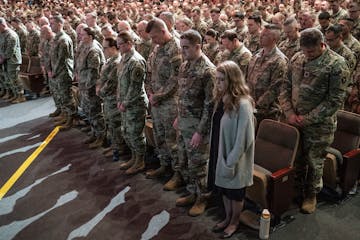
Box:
[270,167,293,182]
[340,149,360,194]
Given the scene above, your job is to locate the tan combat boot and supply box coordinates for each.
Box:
[163,171,185,191]
[119,151,136,170]
[2,91,10,99]
[6,94,17,102]
[176,193,196,207]
[89,136,105,149]
[59,115,73,131]
[125,154,145,175]
[189,195,207,217]
[53,111,66,123]
[145,165,168,179]
[83,134,97,144]
[301,194,317,214]
[11,94,26,104]
[49,108,61,118]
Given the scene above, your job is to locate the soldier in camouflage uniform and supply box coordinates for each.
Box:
[97,37,126,161]
[203,29,220,65]
[329,0,349,24]
[49,15,76,130]
[174,30,215,217]
[116,31,147,175]
[210,8,227,35]
[244,15,262,54]
[279,18,301,60]
[77,27,106,147]
[0,17,24,103]
[25,19,40,56]
[348,2,360,41]
[10,17,28,54]
[247,24,288,123]
[136,20,152,61]
[220,30,252,75]
[280,28,350,214]
[191,7,208,37]
[144,18,183,188]
[40,25,61,117]
[231,11,248,43]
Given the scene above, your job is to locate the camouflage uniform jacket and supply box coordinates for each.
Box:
[136,39,152,61]
[352,18,360,41]
[333,43,357,73]
[331,8,349,24]
[65,27,77,52]
[244,33,261,54]
[177,53,215,136]
[343,34,360,61]
[39,38,52,71]
[77,40,105,91]
[211,20,227,34]
[278,37,301,60]
[50,31,74,78]
[203,42,220,65]
[117,48,146,108]
[98,54,121,99]
[280,49,350,128]
[193,20,208,37]
[146,37,182,104]
[0,28,21,65]
[15,25,28,54]
[246,47,288,117]
[226,43,252,75]
[26,28,40,56]
[231,25,248,42]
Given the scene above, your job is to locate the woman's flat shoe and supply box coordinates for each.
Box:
[220,230,236,239]
[211,224,226,233]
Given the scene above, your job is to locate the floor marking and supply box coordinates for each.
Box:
[0,142,42,159]
[27,134,41,140]
[0,164,71,215]
[0,127,60,200]
[0,133,30,144]
[141,210,170,240]
[66,186,131,240]
[0,190,78,240]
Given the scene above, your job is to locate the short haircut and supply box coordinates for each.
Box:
[205,29,218,39]
[159,11,175,25]
[104,37,118,49]
[192,6,201,14]
[51,15,65,24]
[326,24,343,37]
[284,17,298,27]
[248,15,262,25]
[221,30,238,41]
[264,24,281,42]
[210,8,221,14]
[233,11,245,19]
[83,27,96,39]
[318,11,331,20]
[300,28,324,48]
[146,17,167,33]
[180,29,202,45]
[118,31,133,43]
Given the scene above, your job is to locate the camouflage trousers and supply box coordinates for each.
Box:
[176,117,209,194]
[48,76,61,109]
[2,64,22,96]
[151,102,178,169]
[295,124,335,195]
[55,72,76,116]
[80,87,105,138]
[120,104,146,155]
[103,96,124,150]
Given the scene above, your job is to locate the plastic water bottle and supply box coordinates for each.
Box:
[259,209,271,239]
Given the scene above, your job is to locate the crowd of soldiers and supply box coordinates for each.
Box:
[0,0,359,220]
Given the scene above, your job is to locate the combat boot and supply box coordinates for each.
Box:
[0,89,5,98]
[80,126,91,132]
[83,134,97,144]
[176,193,196,207]
[119,152,136,170]
[89,135,105,149]
[189,195,207,217]
[49,108,61,118]
[301,194,317,214]
[125,154,145,175]
[112,150,120,162]
[2,91,10,100]
[59,115,73,131]
[103,147,112,155]
[145,165,168,179]
[53,111,66,122]
[163,171,185,191]
[6,94,17,102]
[54,113,68,126]
[11,94,26,104]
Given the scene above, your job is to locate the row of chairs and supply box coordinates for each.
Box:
[144,110,360,221]
[19,55,45,93]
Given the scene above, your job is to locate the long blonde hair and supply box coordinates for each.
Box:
[213,61,254,113]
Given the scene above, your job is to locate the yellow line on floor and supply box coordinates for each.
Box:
[0,126,60,200]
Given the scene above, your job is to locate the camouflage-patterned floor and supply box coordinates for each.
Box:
[0,98,359,240]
